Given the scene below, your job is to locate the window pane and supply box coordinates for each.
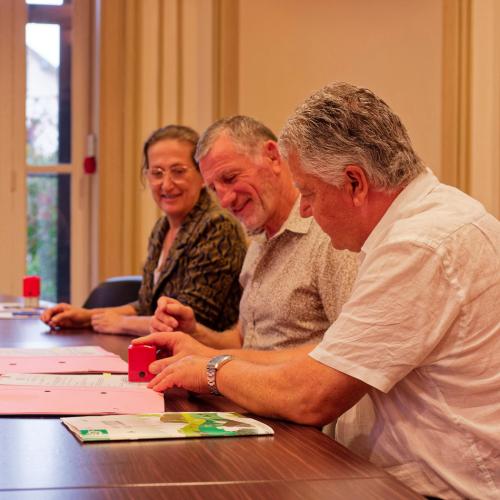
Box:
[26,23,60,165]
[27,174,71,303]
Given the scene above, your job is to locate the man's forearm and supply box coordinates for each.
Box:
[215,354,368,425]
[192,322,317,364]
[192,323,242,349]
[215,342,317,364]
[214,355,327,424]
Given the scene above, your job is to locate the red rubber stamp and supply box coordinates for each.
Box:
[128,344,157,382]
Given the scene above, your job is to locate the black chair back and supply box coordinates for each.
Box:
[83,275,142,308]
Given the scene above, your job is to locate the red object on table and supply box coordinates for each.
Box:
[128,344,157,382]
[23,276,40,298]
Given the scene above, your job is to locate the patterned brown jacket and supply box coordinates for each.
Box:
[132,188,247,331]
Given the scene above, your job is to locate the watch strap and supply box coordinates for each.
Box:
[206,354,233,395]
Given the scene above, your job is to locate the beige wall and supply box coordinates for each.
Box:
[470,0,500,216]
[97,0,499,281]
[97,0,223,280]
[239,0,443,177]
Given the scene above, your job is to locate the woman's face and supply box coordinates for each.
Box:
[146,139,203,225]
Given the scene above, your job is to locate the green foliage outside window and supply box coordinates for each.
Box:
[26,175,58,302]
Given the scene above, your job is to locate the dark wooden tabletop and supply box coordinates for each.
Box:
[0,304,422,499]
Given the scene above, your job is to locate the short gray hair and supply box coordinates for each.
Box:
[195,115,277,162]
[279,82,425,190]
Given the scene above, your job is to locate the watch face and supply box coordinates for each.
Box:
[210,355,231,368]
[207,355,228,370]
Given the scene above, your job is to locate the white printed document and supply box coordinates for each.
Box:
[0,302,46,319]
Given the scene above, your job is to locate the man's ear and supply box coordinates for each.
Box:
[344,165,368,207]
[263,140,282,173]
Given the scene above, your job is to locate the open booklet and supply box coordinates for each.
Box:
[61,412,274,442]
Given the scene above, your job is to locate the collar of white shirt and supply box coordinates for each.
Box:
[360,168,438,260]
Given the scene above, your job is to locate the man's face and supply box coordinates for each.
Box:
[199,135,279,234]
[288,149,362,252]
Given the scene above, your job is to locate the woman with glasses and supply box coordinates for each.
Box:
[41,125,247,335]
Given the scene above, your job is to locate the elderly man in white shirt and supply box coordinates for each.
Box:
[134,82,500,499]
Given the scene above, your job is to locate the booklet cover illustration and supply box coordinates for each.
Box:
[61,411,274,442]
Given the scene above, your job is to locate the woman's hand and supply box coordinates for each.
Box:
[40,303,92,329]
[91,310,126,334]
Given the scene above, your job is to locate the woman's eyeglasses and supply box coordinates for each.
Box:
[146,165,191,184]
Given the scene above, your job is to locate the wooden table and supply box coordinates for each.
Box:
[0,312,422,499]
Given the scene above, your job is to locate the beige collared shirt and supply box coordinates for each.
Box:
[239,199,358,350]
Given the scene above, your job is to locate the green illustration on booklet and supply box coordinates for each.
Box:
[61,412,274,442]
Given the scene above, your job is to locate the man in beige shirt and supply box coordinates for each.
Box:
[151,115,357,351]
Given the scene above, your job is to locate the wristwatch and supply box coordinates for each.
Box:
[206,354,233,395]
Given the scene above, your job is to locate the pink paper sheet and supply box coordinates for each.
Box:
[0,355,127,374]
[0,384,164,415]
[0,346,128,374]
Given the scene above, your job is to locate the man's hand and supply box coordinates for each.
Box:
[150,297,197,334]
[40,303,92,329]
[132,331,217,373]
[147,355,212,393]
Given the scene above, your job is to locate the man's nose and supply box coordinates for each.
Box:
[216,186,236,209]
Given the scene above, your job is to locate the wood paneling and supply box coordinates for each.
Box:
[441,0,472,192]
[0,1,26,296]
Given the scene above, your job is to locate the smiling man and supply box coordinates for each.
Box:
[150,116,357,352]
[136,84,499,499]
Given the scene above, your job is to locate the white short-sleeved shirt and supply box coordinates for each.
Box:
[310,170,500,499]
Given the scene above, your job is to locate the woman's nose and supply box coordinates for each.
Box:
[161,172,175,189]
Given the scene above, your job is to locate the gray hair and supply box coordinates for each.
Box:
[279,82,426,190]
[195,115,277,162]
[142,124,199,173]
